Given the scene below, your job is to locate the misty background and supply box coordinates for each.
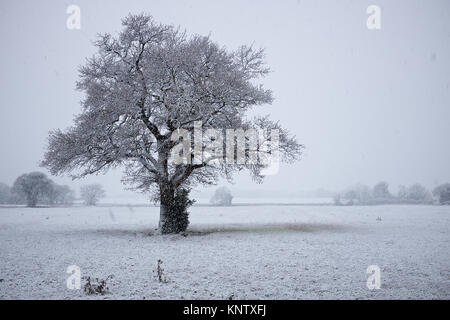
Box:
[1,0,449,202]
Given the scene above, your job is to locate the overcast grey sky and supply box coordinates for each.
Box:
[1,0,449,199]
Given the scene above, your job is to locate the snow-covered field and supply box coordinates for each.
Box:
[0,204,449,299]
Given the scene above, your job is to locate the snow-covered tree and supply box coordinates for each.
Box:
[41,13,303,233]
[80,184,105,206]
[210,186,233,206]
[0,182,12,204]
[433,183,450,204]
[405,184,430,202]
[334,183,372,205]
[372,181,391,200]
[46,184,76,205]
[11,172,53,207]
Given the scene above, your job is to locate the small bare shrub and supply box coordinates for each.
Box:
[83,275,113,295]
[156,259,168,283]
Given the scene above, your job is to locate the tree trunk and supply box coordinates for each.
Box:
[27,195,38,207]
[158,183,175,234]
[157,141,189,234]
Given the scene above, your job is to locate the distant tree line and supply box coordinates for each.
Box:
[0,171,105,207]
[334,181,450,206]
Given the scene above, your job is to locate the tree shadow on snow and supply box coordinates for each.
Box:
[89,228,156,238]
[188,222,357,235]
[74,222,357,239]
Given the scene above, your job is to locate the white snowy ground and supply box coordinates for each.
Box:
[0,204,449,299]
